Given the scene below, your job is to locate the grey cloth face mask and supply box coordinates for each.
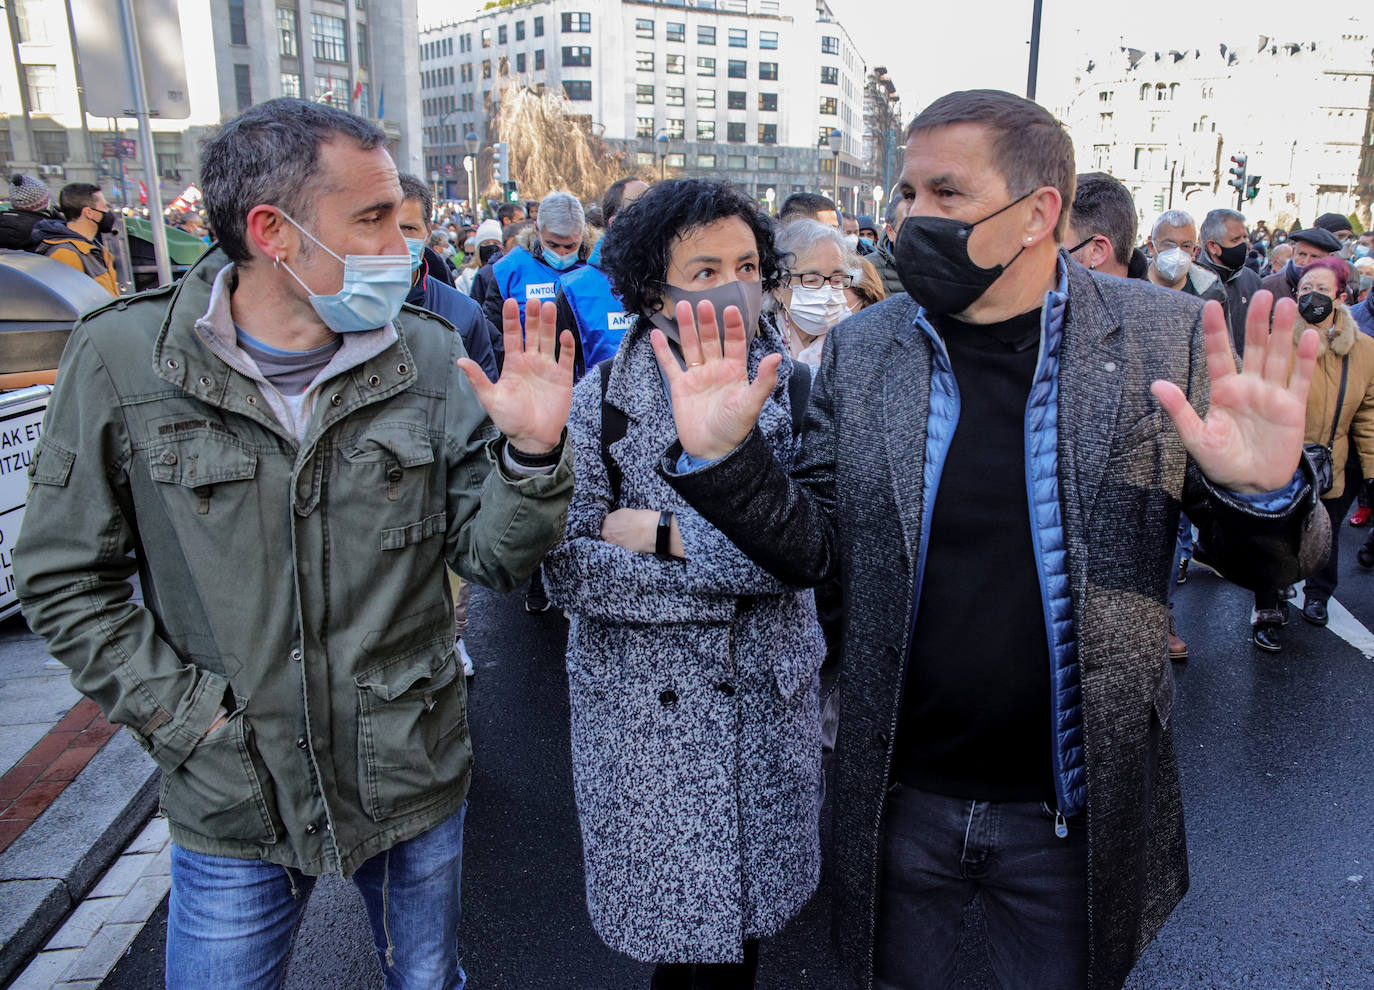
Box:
[647,280,764,363]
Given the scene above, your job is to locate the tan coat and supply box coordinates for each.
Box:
[1295,305,1374,498]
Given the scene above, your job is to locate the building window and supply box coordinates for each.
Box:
[481,28,490,47]
[819,96,837,115]
[727,121,746,142]
[534,16,543,36]
[698,56,716,76]
[277,7,297,57]
[516,52,526,72]
[698,154,716,168]
[635,18,653,38]
[759,92,777,112]
[636,84,654,104]
[312,14,347,62]
[516,20,525,40]
[727,154,746,169]
[314,72,346,107]
[666,54,685,74]
[666,86,685,106]
[666,118,685,139]
[727,59,746,78]
[281,72,301,98]
[636,51,654,71]
[564,80,592,101]
[637,116,655,138]
[357,23,369,68]
[25,64,59,113]
[759,61,778,80]
[820,65,838,85]
[636,151,655,166]
[461,63,473,81]
[228,0,248,45]
[759,31,777,49]
[666,153,685,168]
[561,11,590,32]
[562,46,591,66]
[460,33,470,51]
[697,88,715,108]
[666,21,685,42]
[13,0,51,44]
[535,49,545,69]
[727,90,746,109]
[233,63,253,109]
[697,120,715,140]
[33,129,68,166]
[482,59,492,79]
[698,25,715,45]
[728,28,747,47]
[494,24,504,44]
[758,154,776,170]
[758,123,776,143]
[821,35,839,54]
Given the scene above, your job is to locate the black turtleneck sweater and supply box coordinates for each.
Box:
[893,306,1056,805]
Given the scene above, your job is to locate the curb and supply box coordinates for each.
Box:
[0,730,159,986]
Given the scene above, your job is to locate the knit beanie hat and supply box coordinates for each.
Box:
[9,174,50,211]
[474,219,503,245]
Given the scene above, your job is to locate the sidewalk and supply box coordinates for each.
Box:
[0,614,159,986]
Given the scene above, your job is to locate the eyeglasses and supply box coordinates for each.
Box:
[788,272,853,289]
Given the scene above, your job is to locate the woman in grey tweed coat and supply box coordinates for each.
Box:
[544,180,825,988]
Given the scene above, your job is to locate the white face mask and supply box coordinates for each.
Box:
[842,234,859,250]
[787,284,848,337]
[1154,247,1192,283]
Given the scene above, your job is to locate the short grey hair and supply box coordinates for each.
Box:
[1200,208,1246,247]
[767,219,854,312]
[537,191,585,237]
[426,230,449,250]
[200,98,387,264]
[1151,209,1196,242]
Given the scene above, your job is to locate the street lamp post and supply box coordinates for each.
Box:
[764,187,776,215]
[826,128,842,214]
[655,131,670,182]
[873,184,885,229]
[464,131,480,219]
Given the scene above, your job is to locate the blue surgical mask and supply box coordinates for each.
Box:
[405,237,427,271]
[542,248,578,272]
[279,212,413,333]
[1356,244,1371,259]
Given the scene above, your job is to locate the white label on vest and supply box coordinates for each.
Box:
[608,312,633,332]
[526,282,556,301]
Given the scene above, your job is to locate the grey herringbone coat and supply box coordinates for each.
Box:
[663,262,1329,989]
[543,319,826,963]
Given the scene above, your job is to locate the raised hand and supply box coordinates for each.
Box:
[649,298,781,462]
[457,297,575,454]
[1150,290,1318,494]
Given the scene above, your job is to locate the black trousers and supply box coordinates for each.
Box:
[1255,466,1361,610]
[649,941,759,990]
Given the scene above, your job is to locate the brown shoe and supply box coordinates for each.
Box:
[1167,612,1189,663]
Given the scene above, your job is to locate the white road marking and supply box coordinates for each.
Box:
[1296,580,1374,660]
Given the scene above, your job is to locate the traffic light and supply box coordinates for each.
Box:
[1227,153,1247,194]
[1246,174,1261,201]
[504,180,519,203]
[493,141,510,185]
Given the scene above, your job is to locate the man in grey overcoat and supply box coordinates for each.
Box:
[648,90,1329,990]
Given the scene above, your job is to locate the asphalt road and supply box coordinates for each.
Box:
[103,522,1374,989]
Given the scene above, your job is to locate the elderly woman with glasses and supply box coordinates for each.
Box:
[542,179,824,990]
[769,219,859,368]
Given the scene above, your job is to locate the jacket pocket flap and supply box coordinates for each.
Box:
[149,440,257,487]
[347,426,435,468]
[30,438,75,487]
[380,512,447,550]
[356,649,457,702]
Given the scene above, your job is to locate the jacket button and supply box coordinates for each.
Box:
[368,374,381,387]
[397,363,409,374]
[289,648,302,662]
[873,730,889,749]
[716,682,736,697]
[160,450,178,465]
[296,736,308,750]
[659,689,678,707]
[330,393,343,406]
[198,376,212,387]
[305,822,320,835]
[386,467,404,482]
[245,395,257,406]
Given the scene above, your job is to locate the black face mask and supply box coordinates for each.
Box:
[893,190,1034,315]
[94,208,116,235]
[1212,241,1248,273]
[1297,291,1334,325]
[478,243,500,266]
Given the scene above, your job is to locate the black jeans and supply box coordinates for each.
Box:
[649,941,759,990]
[874,784,1089,990]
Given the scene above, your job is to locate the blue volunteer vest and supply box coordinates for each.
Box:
[493,246,581,326]
[559,263,633,369]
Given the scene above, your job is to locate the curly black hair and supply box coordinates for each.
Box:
[600,179,783,319]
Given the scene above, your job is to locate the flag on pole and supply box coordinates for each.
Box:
[377,86,384,120]
[352,80,363,105]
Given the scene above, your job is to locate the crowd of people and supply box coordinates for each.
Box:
[2,89,1358,990]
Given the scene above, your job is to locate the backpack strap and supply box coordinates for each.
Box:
[785,359,811,440]
[598,358,627,505]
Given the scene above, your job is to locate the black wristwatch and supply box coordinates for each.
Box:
[655,509,674,560]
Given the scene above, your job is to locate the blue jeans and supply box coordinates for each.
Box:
[166,802,467,990]
[874,784,1088,990]
[1168,512,1193,610]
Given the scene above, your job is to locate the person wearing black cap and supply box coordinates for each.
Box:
[1314,212,1355,256]
[1259,226,1341,303]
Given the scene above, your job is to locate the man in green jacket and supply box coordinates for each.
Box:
[14,98,575,989]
